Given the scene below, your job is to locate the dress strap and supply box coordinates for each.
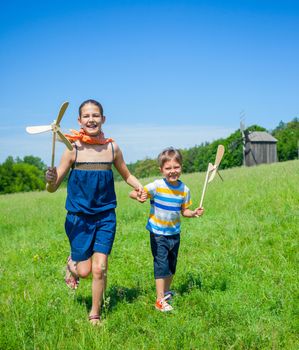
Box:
[72,143,78,168]
[110,142,115,162]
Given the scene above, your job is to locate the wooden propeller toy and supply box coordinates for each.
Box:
[26,101,73,167]
[199,144,225,208]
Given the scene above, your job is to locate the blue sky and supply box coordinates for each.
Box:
[0,0,298,164]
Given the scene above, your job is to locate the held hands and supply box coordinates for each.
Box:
[135,187,147,203]
[45,167,58,185]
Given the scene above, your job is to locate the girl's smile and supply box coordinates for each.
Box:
[78,103,105,136]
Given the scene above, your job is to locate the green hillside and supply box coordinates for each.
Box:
[0,160,298,349]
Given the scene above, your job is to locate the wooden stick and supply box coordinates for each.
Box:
[51,132,56,167]
[199,163,213,208]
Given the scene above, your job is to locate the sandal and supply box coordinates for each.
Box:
[65,256,79,290]
[88,314,101,326]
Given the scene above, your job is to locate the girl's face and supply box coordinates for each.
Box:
[78,103,105,136]
[160,158,182,185]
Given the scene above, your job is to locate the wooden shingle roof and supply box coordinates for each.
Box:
[247,131,277,143]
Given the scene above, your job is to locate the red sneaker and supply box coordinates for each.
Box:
[155,295,173,312]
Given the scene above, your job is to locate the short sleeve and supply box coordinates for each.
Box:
[144,181,156,199]
[182,186,192,209]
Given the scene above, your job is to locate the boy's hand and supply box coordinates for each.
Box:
[45,167,58,185]
[193,207,204,217]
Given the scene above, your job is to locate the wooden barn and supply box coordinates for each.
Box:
[244,131,278,166]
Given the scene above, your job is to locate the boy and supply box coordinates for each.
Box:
[130,147,204,312]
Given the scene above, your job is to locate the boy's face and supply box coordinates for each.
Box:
[78,103,105,136]
[160,158,182,184]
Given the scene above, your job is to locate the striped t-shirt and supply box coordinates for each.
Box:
[144,178,192,236]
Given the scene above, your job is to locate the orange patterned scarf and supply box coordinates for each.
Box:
[64,129,114,145]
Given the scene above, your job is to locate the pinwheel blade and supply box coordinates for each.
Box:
[207,164,217,183]
[215,144,225,167]
[26,125,52,134]
[55,101,69,125]
[56,130,73,150]
[199,145,225,207]
[199,163,213,208]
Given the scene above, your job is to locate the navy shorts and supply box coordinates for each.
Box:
[150,233,180,279]
[65,209,116,262]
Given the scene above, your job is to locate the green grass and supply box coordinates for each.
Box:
[0,160,298,349]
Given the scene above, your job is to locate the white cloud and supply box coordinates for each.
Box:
[0,124,235,165]
[0,127,64,165]
[106,124,234,163]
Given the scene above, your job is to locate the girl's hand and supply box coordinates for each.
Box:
[45,167,58,184]
[136,187,147,203]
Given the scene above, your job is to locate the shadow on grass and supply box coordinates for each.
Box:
[76,285,142,314]
[177,272,228,295]
[177,272,203,295]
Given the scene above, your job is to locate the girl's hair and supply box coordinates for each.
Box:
[158,147,183,167]
[79,99,104,117]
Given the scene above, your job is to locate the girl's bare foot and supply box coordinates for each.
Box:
[65,256,79,290]
[88,314,101,326]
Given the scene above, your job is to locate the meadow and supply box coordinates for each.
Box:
[0,160,298,349]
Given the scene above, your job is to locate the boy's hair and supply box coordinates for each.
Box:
[79,99,104,117]
[158,147,183,167]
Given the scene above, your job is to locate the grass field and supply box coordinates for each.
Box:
[0,160,298,349]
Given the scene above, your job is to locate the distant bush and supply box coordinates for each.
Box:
[0,156,46,194]
[272,118,299,161]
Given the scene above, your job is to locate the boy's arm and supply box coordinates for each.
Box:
[45,148,75,192]
[181,207,204,218]
[181,186,204,218]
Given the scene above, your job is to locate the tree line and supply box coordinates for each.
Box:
[0,118,298,194]
[0,156,47,194]
[115,118,299,180]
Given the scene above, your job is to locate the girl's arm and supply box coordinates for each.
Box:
[130,190,138,200]
[113,142,143,191]
[181,207,204,218]
[45,148,75,192]
[130,189,148,203]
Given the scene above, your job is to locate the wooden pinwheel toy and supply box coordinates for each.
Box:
[26,102,73,167]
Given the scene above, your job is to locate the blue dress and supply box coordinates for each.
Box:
[65,143,117,215]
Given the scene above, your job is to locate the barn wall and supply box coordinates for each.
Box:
[245,142,277,166]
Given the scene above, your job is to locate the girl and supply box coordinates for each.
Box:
[46,99,144,325]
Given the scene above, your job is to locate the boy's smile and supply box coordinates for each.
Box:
[78,103,105,136]
[160,159,182,185]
